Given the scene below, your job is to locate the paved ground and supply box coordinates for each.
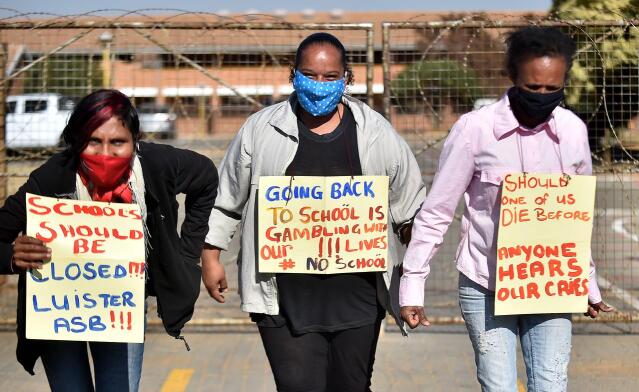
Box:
[0,322,637,391]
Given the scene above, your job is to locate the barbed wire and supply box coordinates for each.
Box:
[1,13,638,170]
[385,16,639,171]
[0,12,638,168]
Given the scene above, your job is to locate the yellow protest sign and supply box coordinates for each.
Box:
[258,176,389,274]
[25,193,146,343]
[494,173,596,315]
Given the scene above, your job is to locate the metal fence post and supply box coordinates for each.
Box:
[382,23,391,120]
[0,43,6,204]
[365,25,374,106]
[0,43,4,288]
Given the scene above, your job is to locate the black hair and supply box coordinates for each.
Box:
[505,26,576,81]
[62,89,140,154]
[289,32,354,85]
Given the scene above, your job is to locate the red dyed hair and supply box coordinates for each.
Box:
[62,89,140,154]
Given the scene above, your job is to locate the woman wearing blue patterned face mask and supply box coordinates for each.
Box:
[203,32,426,391]
[292,69,345,117]
[288,33,352,135]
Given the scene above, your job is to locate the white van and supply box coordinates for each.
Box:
[6,93,74,149]
[137,103,176,139]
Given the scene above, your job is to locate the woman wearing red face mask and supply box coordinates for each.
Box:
[0,89,224,391]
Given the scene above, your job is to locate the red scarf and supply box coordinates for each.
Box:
[79,153,133,203]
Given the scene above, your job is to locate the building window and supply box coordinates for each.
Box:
[132,97,156,108]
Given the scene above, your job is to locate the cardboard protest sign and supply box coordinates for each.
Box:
[494,173,596,315]
[258,176,389,274]
[25,193,145,343]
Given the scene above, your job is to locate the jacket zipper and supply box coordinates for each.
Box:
[280,136,299,176]
[177,335,191,351]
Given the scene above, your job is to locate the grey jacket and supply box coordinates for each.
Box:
[205,94,426,332]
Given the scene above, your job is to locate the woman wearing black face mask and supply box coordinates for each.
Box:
[508,84,565,128]
[400,27,613,392]
[506,34,568,129]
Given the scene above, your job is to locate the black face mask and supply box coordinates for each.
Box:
[508,86,564,128]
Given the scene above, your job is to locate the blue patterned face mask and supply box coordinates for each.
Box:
[293,70,345,117]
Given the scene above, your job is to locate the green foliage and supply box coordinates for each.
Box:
[551,0,639,129]
[24,54,103,98]
[552,0,639,20]
[392,59,481,114]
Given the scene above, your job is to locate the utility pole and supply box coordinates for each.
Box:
[0,43,7,287]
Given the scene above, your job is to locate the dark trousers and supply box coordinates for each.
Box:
[258,319,383,392]
[39,340,144,392]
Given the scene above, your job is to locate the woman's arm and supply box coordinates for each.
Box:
[172,147,219,262]
[383,121,427,241]
[400,115,475,327]
[0,173,50,273]
[201,121,254,301]
[575,121,613,317]
[204,122,254,251]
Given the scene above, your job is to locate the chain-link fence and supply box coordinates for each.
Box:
[384,17,639,328]
[0,12,373,193]
[0,11,374,328]
[0,12,638,330]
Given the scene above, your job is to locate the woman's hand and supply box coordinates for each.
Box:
[584,300,614,318]
[11,235,51,272]
[400,305,431,329]
[201,246,228,303]
[399,223,413,245]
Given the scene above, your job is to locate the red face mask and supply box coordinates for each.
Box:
[80,153,132,188]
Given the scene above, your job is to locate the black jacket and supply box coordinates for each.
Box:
[0,142,218,374]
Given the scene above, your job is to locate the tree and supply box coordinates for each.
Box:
[551,0,639,155]
[391,13,495,118]
[392,59,480,116]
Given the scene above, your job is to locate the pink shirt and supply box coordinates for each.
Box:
[400,92,603,307]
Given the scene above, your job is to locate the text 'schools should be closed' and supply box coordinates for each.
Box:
[25,194,146,343]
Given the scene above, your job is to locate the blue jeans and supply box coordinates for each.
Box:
[458,273,572,392]
[40,340,144,392]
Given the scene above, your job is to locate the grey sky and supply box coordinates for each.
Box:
[2,0,552,16]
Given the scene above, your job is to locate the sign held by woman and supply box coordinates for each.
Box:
[258,176,389,274]
[25,194,146,343]
[495,173,596,315]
